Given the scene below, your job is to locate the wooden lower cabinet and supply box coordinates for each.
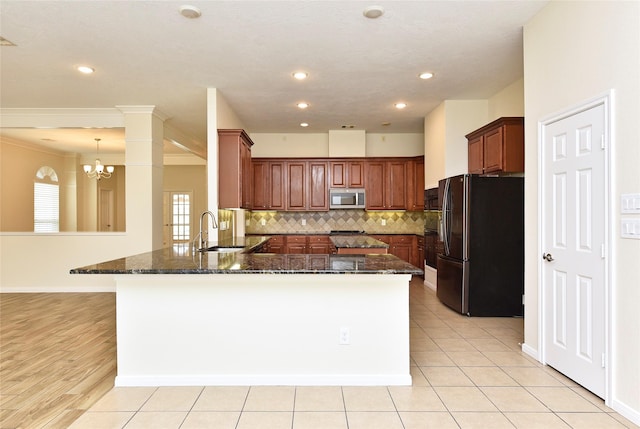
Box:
[284,235,307,254]
[369,234,421,266]
[272,235,332,254]
[307,235,332,254]
[390,235,413,264]
[265,235,285,254]
[262,234,422,268]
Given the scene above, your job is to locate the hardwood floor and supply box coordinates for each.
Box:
[0,293,116,429]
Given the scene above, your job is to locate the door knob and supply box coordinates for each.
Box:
[542,253,554,262]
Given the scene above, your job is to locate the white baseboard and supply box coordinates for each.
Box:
[0,285,116,293]
[610,397,640,427]
[115,373,413,387]
[423,265,437,291]
[521,343,540,361]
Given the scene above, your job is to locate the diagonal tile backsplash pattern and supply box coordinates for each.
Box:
[246,210,425,235]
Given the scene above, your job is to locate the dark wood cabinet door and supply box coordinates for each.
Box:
[365,161,386,209]
[483,127,503,173]
[269,161,286,210]
[308,161,329,211]
[407,157,425,211]
[468,135,484,174]
[392,244,412,263]
[252,161,269,209]
[387,161,407,210]
[241,140,252,208]
[329,162,346,188]
[286,162,307,211]
[347,161,365,188]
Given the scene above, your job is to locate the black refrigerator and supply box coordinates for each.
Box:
[437,174,524,316]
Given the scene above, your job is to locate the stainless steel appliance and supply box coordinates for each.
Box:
[329,188,366,209]
[437,174,524,316]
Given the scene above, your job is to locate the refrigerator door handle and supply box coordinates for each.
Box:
[442,178,451,255]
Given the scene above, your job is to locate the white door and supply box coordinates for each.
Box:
[98,189,114,232]
[542,103,606,397]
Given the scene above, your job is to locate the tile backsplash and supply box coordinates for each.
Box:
[246,210,425,235]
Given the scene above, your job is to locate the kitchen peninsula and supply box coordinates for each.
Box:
[71,236,422,387]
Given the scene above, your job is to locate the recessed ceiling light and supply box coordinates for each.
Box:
[180,5,202,19]
[292,71,308,80]
[363,5,384,19]
[381,122,391,127]
[394,102,407,109]
[419,72,434,80]
[297,102,309,109]
[77,65,95,74]
[300,122,309,127]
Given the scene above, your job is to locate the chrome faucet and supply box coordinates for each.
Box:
[198,210,218,250]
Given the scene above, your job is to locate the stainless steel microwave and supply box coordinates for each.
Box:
[329,188,366,209]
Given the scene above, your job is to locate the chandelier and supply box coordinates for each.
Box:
[83,138,114,180]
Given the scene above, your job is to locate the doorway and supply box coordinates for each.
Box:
[163,191,193,249]
[539,93,612,400]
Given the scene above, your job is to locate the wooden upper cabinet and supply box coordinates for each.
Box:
[365,160,406,210]
[468,135,484,174]
[466,117,524,175]
[286,161,307,211]
[218,129,253,209]
[365,161,386,210]
[406,156,425,211]
[330,160,365,188]
[269,161,286,210]
[308,161,329,211]
[252,161,269,210]
[252,160,286,210]
[387,161,407,210]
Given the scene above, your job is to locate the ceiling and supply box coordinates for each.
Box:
[0,0,548,154]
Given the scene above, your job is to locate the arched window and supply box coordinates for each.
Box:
[34,166,59,232]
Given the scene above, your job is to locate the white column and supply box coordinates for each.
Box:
[118,106,167,252]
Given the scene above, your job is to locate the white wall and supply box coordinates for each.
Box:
[249,132,424,158]
[444,100,488,177]
[422,100,489,187]
[424,103,446,189]
[250,133,329,157]
[523,1,640,423]
[488,78,525,121]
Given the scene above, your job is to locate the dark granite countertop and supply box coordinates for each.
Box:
[246,232,424,237]
[330,235,389,249]
[71,235,422,275]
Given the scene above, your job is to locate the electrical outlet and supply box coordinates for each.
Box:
[381,219,386,226]
[301,219,307,226]
[339,327,350,345]
[260,219,266,226]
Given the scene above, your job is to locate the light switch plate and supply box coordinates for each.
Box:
[621,218,640,239]
[621,193,640,214]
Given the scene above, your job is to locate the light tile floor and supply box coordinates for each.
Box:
[69,277,639,429]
